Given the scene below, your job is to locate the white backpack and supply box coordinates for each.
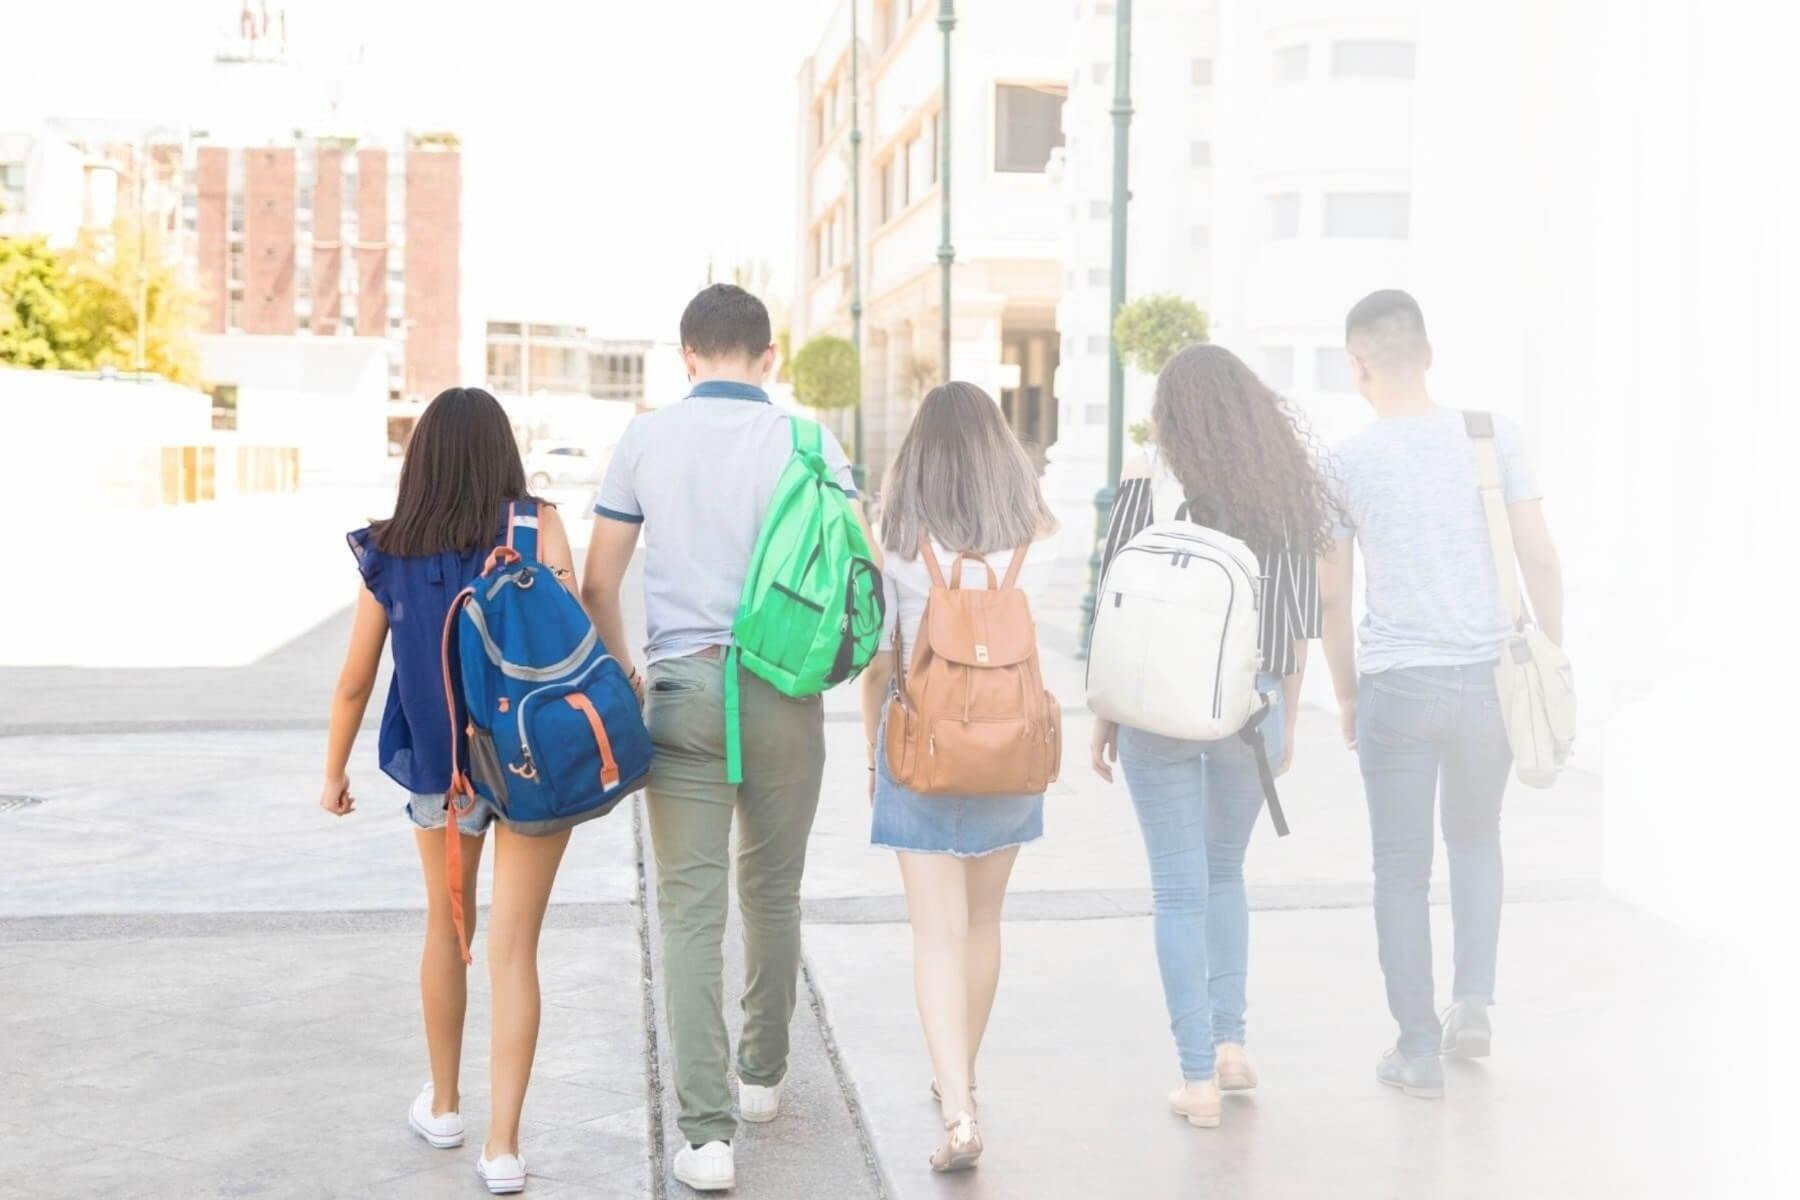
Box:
[1087,452,1288,833]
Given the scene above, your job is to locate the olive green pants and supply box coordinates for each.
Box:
[644,654,825,1146]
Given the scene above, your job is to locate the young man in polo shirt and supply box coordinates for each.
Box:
[581,284,866,1192]
[1319,289,1566,1100]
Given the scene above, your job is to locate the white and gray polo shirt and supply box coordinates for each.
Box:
[595,380,858,664]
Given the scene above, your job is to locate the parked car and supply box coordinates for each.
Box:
[525,441,610,491]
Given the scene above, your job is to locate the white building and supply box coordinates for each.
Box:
[793,0,1068,488]
[1049,0,1417,552]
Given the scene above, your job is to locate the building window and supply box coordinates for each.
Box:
[1190,225,1211,250]
[879,159,895,223]
[209,383,239,432]
[1266,193,1301,239]
[1332,40,1415,78]
[928,112,941,184]
[1273,45,1310,84]
[1261,348,1295,391]
[1191,58,1213,86]
[1088,267,1110,287]
[589,349,647,401]
[1092,62,1109,86]
[994,83,1067,173]
[0,161,24,213]
[487,343,523,393]
[1089,199,1110,219]
[1323,192,1410,237]
[1190,142,1211,168]
[1087,335,1109,354]
[1315,347,1355,393]
[902,135,914,209]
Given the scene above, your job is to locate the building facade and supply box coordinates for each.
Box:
[1048,0,1417,551]
[188,135,462,403]
[792,0,1068,489]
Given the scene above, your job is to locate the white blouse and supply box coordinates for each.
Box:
[880,536,1058,657]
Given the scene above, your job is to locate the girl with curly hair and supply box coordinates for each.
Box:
[1089,343,1337,1130]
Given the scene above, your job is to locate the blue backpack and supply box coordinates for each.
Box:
[438,501,650,947]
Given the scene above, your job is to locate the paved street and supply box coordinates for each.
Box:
[0,516,1767,1198]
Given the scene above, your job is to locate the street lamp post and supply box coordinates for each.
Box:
[937,0,955,383]
[1078,0,1133,657]
[134,127,186,375]
[849,0,866,492]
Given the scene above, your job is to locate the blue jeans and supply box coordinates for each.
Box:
[1357,665,1511,1056]
[1117,680,1284,1082]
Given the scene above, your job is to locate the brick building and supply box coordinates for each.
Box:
[189,136,462,401]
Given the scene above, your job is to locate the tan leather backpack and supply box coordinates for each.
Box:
[883,538,1061,795]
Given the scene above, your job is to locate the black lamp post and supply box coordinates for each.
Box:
[1078,0,1133,657]
[937,0,956,382]
[849,0,866,492]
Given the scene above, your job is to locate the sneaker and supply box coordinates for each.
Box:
[1376,1047,1445,1099]
[476,1151,527,1195]
[1167,1078,1222,1128]
[738,1080,782,1124]
[407,1083,464,1149]
[1215,1043,1260,1092]
[1441,1001,1493,1059]
[673,1140,735,1192]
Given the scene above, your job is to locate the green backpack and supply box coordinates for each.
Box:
[724,417,885,782]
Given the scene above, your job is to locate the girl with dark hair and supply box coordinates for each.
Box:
[1090,344,1335,1130]
[323,386,597,1195]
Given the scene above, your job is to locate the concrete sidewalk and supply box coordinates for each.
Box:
[0,561,1763,1199]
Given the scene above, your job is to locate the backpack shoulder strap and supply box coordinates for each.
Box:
[1463,411,1524,629]
[1000,541,1030,590]
[790,415,823,455]
[505,500,541,562]
[917,535,950,590]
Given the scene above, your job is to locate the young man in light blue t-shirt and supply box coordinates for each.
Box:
[580,285,867,1192]
[1319,290,1566,1100]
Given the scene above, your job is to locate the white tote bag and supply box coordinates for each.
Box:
[1466,412,1576,788]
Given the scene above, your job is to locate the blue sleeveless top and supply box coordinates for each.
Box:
[347,508,513,795]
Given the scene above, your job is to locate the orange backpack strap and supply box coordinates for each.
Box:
[439,585,479,965]
[1000,541,1031,590]
[565,694,622,789]
[917,535,950,589]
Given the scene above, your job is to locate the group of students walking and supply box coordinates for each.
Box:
[322,283,1566,1193]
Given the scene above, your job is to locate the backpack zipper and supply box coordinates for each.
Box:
[514,654,614,770]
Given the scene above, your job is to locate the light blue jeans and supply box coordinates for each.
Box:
[1356,664,1511,1057]
[1117,677,1284,1082]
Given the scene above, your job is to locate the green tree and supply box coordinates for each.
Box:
[0,237,84,369]
[1113,293,1209,375]
[64,216,202,385]
[790,335,860,411]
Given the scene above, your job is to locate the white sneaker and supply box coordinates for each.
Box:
[673,1140,735,1192]
[407,1083,464,1149]
[738,1079,783,1123]
[477,1151,527,1195]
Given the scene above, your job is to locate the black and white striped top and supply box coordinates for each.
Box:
[1100,477,1320,677]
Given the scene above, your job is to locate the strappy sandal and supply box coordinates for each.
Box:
[929,1111,982,1172]
[929,1078,978,1111]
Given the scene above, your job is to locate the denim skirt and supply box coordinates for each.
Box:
[870,715,1044,858]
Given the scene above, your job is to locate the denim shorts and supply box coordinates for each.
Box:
[407,791,495,838]
[869,715,1044,858]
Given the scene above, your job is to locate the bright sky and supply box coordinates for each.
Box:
[4,0,841,339]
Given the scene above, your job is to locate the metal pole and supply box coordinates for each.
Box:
[135,138,149,372]
[1078,0,1133,657]
[849,0,866,490]
[936,0,955,383]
